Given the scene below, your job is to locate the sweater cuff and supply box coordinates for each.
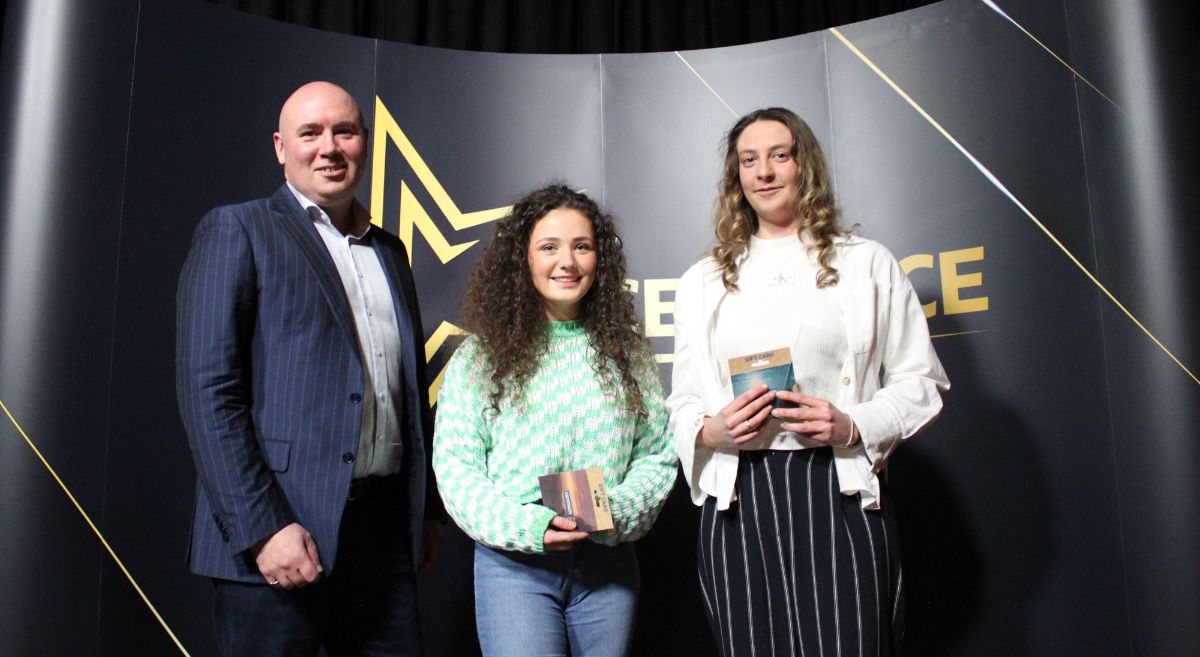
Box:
[523,504,559,554]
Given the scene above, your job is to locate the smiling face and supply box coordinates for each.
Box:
[526,207,597,321]
[736,119,800,237]
[273,82,367,218]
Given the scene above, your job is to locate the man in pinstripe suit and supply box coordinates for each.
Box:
[177,81,442,657]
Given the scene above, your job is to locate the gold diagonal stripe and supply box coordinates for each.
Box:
[674,52,739,118]
[829,26,1198,386]
[981,0,1124,114]
[0,398,192,656]
[931,330,988,339]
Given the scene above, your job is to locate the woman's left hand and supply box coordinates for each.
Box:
[772,391,856,447]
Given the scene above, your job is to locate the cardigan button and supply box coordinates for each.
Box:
[841,377,851,386]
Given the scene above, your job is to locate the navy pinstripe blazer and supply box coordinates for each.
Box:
[176,185,437,582]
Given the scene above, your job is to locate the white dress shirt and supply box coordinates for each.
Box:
[288,183,404,478]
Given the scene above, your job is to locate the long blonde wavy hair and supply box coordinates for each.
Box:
[712,107,848,291]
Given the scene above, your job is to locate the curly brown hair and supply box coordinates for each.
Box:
[460,183,652,420]
[712,107,849,291]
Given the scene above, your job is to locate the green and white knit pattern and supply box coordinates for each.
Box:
[433,320,677,554]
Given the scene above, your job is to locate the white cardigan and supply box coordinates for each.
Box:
[667,235,950,510]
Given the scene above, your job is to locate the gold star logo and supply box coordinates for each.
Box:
[368,96,509,405]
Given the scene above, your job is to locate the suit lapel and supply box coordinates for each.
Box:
[269,186,360,352]
[373,236,420,390]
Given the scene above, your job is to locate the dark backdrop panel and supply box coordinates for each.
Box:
[0,0,140,655]
[829,3,1126,654]
[1060,0,1200,654]
[99,2,376,656]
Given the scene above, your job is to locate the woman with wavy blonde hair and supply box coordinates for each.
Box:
[667,108,949,657]
[434,183,676,657]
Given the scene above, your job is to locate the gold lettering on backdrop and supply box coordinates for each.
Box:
[419,248,989,402]
[900,246,988,318]
[940,246,989,315]
[635,245,988,364]
[899,253,938,318]
[370,101,991,401]
[643,279,678,338]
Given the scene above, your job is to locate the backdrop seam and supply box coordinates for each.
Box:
[598,53,606,206]
[99,0,138,650]
[821,30,839,199]
[1057,0,1137,651]
[103,0,192,653]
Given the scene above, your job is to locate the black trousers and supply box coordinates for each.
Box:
[212,476,420,657]
[698,448,904,657]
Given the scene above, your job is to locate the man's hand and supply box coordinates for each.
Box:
[418,520,444,573]
[252,522,323,589]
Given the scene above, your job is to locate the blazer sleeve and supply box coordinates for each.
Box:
[176,208,295,557]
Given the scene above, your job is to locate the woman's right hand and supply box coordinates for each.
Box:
[697,384,776,450]
[543,516,590,551]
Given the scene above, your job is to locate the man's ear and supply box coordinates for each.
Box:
[273,132,285,165]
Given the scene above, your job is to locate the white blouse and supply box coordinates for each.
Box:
[668,234,950,510]
[713,234,847,451]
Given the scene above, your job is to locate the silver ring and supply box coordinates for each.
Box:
[743,420,750,430]
[268,579,279,585]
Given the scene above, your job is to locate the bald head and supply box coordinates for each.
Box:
[273,81,368,220]
[277,81,364,134]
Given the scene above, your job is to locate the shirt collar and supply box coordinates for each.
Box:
[286,181,372,240]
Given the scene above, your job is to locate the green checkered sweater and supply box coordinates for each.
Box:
[433,320,677,554]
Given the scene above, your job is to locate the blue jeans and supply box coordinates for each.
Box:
[474,541,640,657]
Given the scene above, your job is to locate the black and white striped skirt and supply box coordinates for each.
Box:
[698,448,904,657]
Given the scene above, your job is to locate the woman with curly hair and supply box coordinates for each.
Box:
[667,108,949,657]
[433,183,676,657]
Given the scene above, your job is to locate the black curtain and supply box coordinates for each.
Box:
[204,0,939,53]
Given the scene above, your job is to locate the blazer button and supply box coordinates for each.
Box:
[342,452,356,464]
[350,393,362,404]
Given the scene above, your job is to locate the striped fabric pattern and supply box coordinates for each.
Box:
[699,448,903,657]
[177,186,432,582]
